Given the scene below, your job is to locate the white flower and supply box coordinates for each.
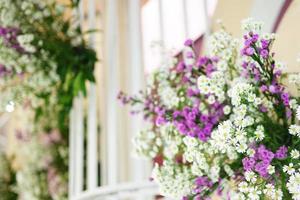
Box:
[297,106,300,120]
[283,163,295,175]
[263,184,275,198]
[224,165,234,177]
[267,165,275,175]
[152,162,194,198]
[158,86,179,109]
[289,125,300,136]
[289,73,300,86]
[247,186,262,200]
[289,99,298,110]
[254,125,265,141]
[223,105,231,115]
[291,149,300,159]
[287,172,300,200]
[247,148,256,157]
[241,18,263,33]
[245,171,257,183]
[239,182,249,193]
[207,95,216,104]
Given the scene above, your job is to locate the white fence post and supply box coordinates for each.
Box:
[105,0,119,185]
[74,95,85,195]
[68,108,75,198]
[87,0,99,190]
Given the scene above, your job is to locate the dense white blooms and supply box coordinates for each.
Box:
[133,130,161,158]
[267,165,275,175]
[160,123,183,159]
[289,125,300,137]
[241,18,263,33]
[229,82,260,107]
[289,73,300,86]
[254,125,265,141]
[152,162,194,198]
[296,106,300,121]
[291,149,300,159]
[208,29,238,72]
[290,99,299,110]
[197,71,226,102]
[223,105,231,115]
[158,85,180,109]
[283,163,296,175]
[287,171,300,200]
[183,46,195,66]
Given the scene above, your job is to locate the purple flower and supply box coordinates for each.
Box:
[200,115,209,122]
[286,108,292,119]
[177,123,188,135]
[260,49,269,58]
[184,39,193,46]
[197,57,209,66]
[195,176,213,188]
[198,132,207,142]
[186,51,194,58]
[259,105,268,113]
[155,116,166,126]
[187,111,196,121]
[173,110,181,119]
[268,85,277,94]
[254,161,268,177]
[244,39,253,47]
[182,76,189,83]
[245,47,255,56]
[242,157,256,171]
[275,146,288,159]
[258,148,274,163]
[281,92,290,106]
[251,34,259,42]
[260,85,268,92]
[176,61,185,73]
[187,88,195,97]
[261,39,269,49]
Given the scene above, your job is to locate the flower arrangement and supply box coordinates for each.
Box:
[120,18,300,200]
[0,0,96,199]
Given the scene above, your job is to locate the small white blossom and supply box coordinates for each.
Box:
[267,165,275,175]
[291,149,300,159]
[283,163,295,175]
[289,125,300,137]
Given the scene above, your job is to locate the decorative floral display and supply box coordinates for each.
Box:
[120,18,300,199]
[0,0,96,199]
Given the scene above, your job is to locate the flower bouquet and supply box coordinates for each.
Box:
[120,19,300,200]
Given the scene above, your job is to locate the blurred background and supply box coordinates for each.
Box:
[1,0,300,199]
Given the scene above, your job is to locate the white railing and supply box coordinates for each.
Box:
[73,181,159,200]
[69,0,99,198]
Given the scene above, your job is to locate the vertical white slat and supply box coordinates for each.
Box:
[74,95,84,194]
[87,0,98,190]
[69,3,81,198]
[158,0,165,47]
[79,0,84,25]
[182,0,189,38]
[203,0,210,37]
[68,108,75,198]
[250,0,285,32]
[105,0,118,185]
[73,1,85,195]
[127,0,148,182]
